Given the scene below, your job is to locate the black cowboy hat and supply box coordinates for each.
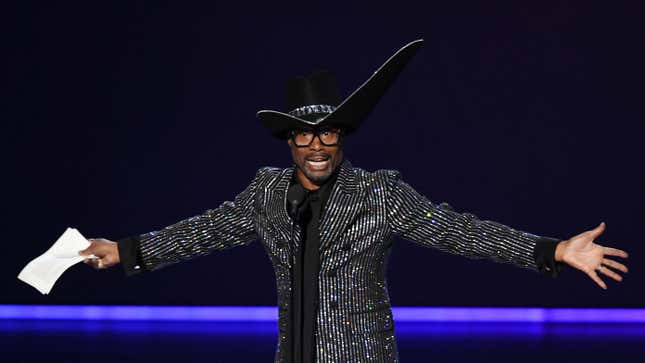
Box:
[257,39,424,139]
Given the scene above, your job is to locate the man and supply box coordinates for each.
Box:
[80,40,629,363]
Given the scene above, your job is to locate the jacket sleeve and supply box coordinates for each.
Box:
[124,167,266,273]
[385,170,564,276]
[116,236,146,276]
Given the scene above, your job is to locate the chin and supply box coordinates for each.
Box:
[304,170,331,185]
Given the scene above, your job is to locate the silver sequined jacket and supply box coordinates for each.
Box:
[135,159,556,362]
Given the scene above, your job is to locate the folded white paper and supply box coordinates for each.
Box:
[18,227,95,295]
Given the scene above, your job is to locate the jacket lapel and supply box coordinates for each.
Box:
[264,165,299,258]
[318,159,366,251]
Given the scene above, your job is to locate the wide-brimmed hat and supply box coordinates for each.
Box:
[257,39,424,139]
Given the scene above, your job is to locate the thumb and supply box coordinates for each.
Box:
[590,222,606,239]
[78,240,96,256]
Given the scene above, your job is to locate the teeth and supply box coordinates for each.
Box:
[307,160,328,167]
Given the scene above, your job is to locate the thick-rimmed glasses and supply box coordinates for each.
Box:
[289,127,343,147]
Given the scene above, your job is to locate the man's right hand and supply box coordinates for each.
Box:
[79,238,120,270]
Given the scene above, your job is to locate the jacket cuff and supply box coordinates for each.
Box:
[116,236,147,276]
[533,237,565,278]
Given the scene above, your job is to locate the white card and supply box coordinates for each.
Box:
[18,227,94,295]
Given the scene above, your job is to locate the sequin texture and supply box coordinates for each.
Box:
[137,159,548,362]
[287,104,337,119]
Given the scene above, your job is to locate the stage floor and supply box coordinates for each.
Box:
[1,320,644,362]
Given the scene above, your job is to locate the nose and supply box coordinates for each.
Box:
[309,134,323,150]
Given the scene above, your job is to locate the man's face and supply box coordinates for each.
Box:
[287,127,344,187]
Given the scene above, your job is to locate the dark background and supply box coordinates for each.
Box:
[4,1,643,308]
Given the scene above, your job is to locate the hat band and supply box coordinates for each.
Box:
[288,104,337,118]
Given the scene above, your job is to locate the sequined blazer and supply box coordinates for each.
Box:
[134,159,558,362]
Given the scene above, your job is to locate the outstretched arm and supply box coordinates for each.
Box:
[80,167,267,275]
[385,172,629,288]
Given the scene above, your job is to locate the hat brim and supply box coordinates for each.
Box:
[257,39,424,139]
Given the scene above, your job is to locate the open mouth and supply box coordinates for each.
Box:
[305,156,330,170]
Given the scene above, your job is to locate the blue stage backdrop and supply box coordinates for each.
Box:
[4,2,643,307]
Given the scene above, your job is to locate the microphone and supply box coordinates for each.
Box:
[286,183,307,266]
[287,183,307,222]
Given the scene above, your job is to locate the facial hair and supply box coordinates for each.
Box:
[298,150,342,186]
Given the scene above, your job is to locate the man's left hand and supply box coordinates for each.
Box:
[555,222,629,289]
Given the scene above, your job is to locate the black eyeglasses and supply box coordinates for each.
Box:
[289,127,343,147]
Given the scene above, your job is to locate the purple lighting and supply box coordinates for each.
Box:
[0,305,644,323]
[393,307,645,323]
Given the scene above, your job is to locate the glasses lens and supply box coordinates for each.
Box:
[319,128,340,145]
[293,130,314,146]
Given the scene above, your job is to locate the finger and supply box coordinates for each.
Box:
[598,266,623,282]
[603,247,629,259]
[89,260,103,270]
[101,256,114,267]
[78,246,94,256]
[85,259,99,269]
[587,270,607,290]
[602,258,628,273]
[98,257,113,269]
[84,256,105,270]
[589,222,606,239]
[79,239,98,256]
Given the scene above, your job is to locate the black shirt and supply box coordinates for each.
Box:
[286,167,339,363]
